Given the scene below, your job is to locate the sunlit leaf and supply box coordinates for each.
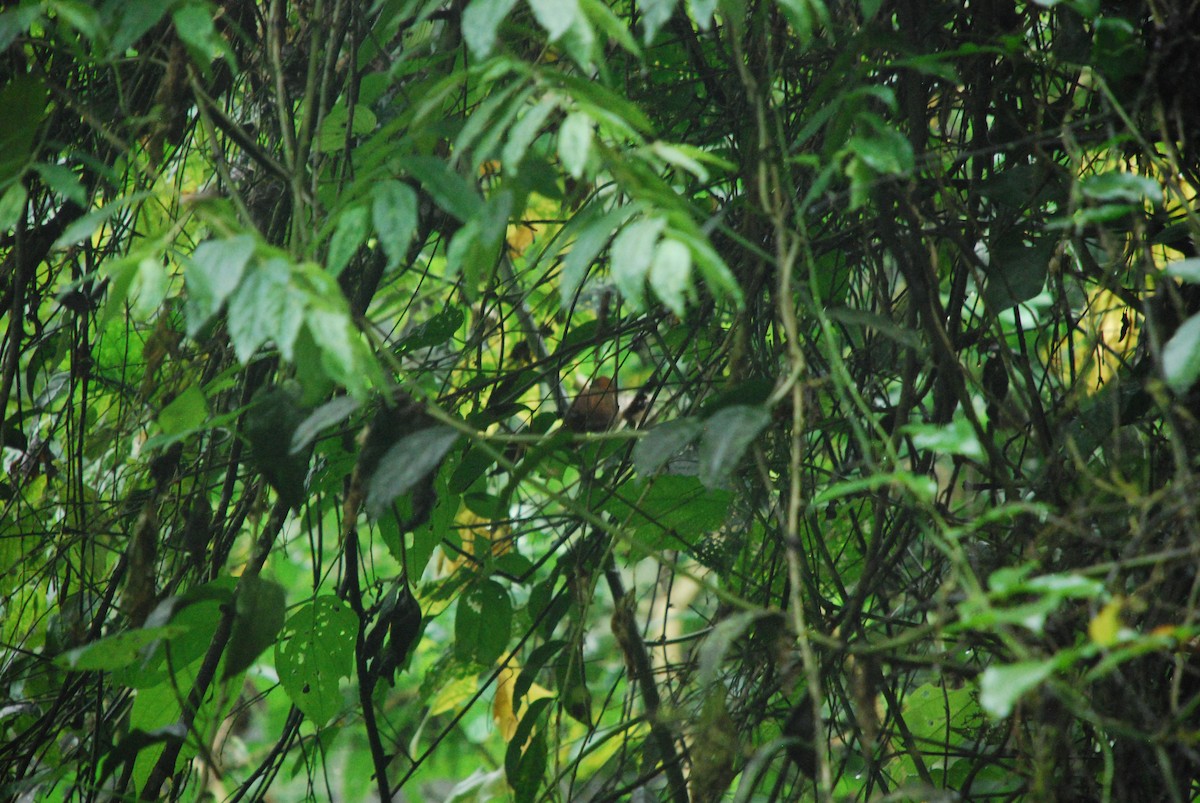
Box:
[455,579,512,666]
[275,596,357,728]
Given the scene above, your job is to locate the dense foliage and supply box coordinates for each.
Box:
[4,0,1200,800]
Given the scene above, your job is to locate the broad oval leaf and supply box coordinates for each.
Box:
[463,0,521,58]
[558,111,593,179]
[979,659,1056,719]
[649,236,692,316]
[611,216,666,310]
[184,235,257,337]
[366,425,461,519]
[527,0,579,41]
[275,595,357,728]
[223,576,286,680]
[698,405,771,489]
[633,417,704,476]
[1162,312,1200,394]
[455,578,513,666]
[372,180,419,272]
[55,625,189,672]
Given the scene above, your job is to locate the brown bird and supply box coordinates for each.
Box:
[563,376,618,433]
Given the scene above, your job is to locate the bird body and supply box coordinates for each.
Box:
[563,376,618,432]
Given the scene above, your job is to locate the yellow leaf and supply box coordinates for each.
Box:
[494,666,519,741]
[1089,598,1123,647]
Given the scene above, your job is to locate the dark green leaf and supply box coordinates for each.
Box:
[698,405,771,489]
[223,576,286,680]
[366,426,460,520]
[290,395,361,454]
[633,417,703,476]
[399,155,483,222]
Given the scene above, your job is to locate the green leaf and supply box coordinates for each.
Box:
[527,0,579,40]
[326,205,369,277]
[1081,171,1160,204]
[290,395,361,454]
[275,596,357,728]
[559,204,635,303]
[317,103,377,153]
[244,385,311,510]
[463,0,520,59]
[51,191,152,250]
[0,75,48,184]
[649,236,692,316]
[372,180,419,272]
[689,0,719,29]
[184,234,256,336]
[157,385,209,437]
[697,611,772,688]
[0,181,27,231]
[903,416,983,460]
[1162,312,1200,394]
[226,256,293,363]
[633,417,703,476]
[979,660,1055,718]
[503,95,559,174]
[1164,258,1200,284]
[558,111,593,179]
[455,579,512,666]
[55,625,189,672]
[611,216,666,310]
[604,475,732,550]
[983,234,1052,311]
[400,155,483,223]
[33,162,86,205]
[698,405,771,489]
[223,576,285,680]
[395,306,465,355]
[640,0,678,43]
[366,426,460,520]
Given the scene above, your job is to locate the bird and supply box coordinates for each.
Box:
[563,376,618,433]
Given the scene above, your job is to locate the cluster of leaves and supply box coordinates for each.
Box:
[5,0,1200,801]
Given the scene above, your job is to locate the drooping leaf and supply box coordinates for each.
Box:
[243,384,312,510]
[326,205,370,277]
[698,405,771,489]
[366,425,460,520]
[633,417,703,476]
[1162,312,1200,394]
[527,0,579,40]
[611,216,666,310]
[184,234,256,336]
[649,236,692,316]
[557,111,593,179]
[640,0,679,43]
[463,0,521,58]
[290,395,361,454]
[372,180,419,272]
[223,576,286,680]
